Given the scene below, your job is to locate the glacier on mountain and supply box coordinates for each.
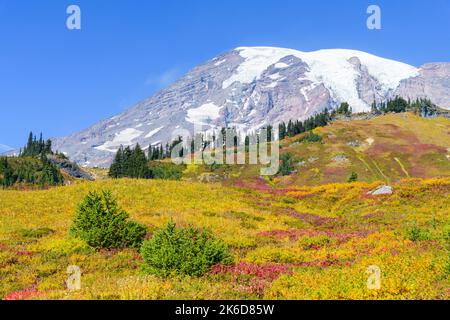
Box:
[48,46,449,167]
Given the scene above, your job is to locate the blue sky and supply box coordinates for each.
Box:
[1,0,449,149]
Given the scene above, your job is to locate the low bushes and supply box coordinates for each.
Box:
[70,191,147,249]
[20,227,55,239]
[278,153,295,176]
[405,225,432,242]
[298,133,322,143]
[148,162,184,180]
[140,221,232,277]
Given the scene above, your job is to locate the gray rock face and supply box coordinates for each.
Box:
[50,47,450,167]
[348,57,385,105]
[47,155,94,181]
[394,63,450,109]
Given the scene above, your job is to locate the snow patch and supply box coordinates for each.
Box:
[300,83,318,102]
[214,59,227,66]
[186,102,223,125]
[264,82,280,89]
[275,62,289,69]
[95,128,143,153]
[248,109,257,117]
[145,126,164,138]
[223,46,419,112]
[268,73,282,80]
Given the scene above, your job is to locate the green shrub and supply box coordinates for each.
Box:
[20,227,55,239]
[347,172,358,183]
[443,225,450,243]
[406,225,432,242]
[149,162,184,180]
[298,133,322,143]
[278,153,295,176]
[444,255,450,276]
[140,221,232,277]
[70,191,147,249]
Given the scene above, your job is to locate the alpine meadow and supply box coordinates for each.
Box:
[1,0,450,304]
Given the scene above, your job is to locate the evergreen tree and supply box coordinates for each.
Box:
[0,157,14,187]
[109,144,149,179]
[21,131,53,158]
[109,146,124,178]
[129,144,148,178]
[336,102,351,116]
[348,172,358,183]
[279,122,286,140]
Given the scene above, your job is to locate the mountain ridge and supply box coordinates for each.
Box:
[45,46,450,167]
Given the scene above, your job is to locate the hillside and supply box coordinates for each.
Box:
[182,113,450,187]
[277,112,450,186]
[0,178,449,300]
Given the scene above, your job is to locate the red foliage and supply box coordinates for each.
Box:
[326,230,372,243]
[257,229,316,241]
[212,262,292,281]
[3,286,40,301]
[212,262,293,297]
[145,233,153,240]
[233,178,296,196]
[16,250,33,257]
[289,212,337,226]
[362,212,385,219]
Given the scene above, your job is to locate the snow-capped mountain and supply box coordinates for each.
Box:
[51,46,450,167]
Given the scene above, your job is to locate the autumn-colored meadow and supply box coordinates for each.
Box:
[1,177,449,300]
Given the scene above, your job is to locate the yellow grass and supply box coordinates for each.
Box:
[1,177,449,300]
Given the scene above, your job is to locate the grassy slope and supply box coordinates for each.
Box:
[191,113,450,187]
[1,177,449,300]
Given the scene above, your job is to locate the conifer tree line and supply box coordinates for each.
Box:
[278,108,333,140]
[1,132,64,188]
[20,132,53,158]
[108,125,275,179]
[278,97,443,141]
[145,125,274,162]
[109,144,148,178]
[186,125,273,154]
[147,136,189,161]
[371,96,440,117]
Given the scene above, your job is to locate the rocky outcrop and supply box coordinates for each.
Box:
[368,185,393,196]
[48,155,94,181]
[394,63,450,109]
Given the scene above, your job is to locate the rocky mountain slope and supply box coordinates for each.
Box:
[51,47,450,167]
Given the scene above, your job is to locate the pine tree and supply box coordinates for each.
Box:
[348,172,358,183]
[130,144,148,178]
[279,122,286,140]
[109,144,149,179]
[109,146,124,178]
[149,146,154,160]
[0,157,14,187]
